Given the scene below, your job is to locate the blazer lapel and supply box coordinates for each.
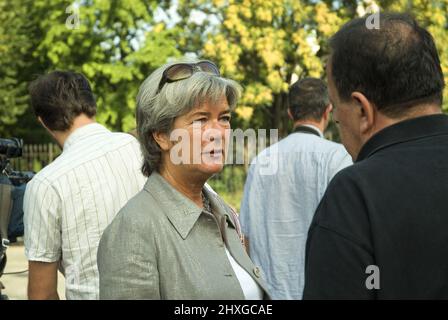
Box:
[205,188,270,297]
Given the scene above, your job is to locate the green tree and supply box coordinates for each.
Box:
[378,0,448,111]
[1,0,181,142]
[2,0,447,144]
[33,0,182,133]
[0,0,46,139]
[175,0,448,136]
[176,0,351,137]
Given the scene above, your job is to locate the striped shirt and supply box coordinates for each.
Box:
[24,123,146,300]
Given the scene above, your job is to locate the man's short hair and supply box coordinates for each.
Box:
[329,13,445,118]
[288,78,330,122]
[29,71,97,131]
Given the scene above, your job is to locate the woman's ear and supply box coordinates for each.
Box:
[152,131,171,151]
[351,92,376,135]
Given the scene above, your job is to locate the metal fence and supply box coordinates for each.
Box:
[10,143,61,173]
[8,143,249,189]
[8,142,254,210]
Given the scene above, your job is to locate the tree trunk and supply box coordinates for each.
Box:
[271,92,290,139]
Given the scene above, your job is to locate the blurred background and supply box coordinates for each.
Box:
[1,0,447,209]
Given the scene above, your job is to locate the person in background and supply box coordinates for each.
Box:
[97,60,270,300]
[240,78,352,299]
[24,71,146,299]
[303,13,448,299]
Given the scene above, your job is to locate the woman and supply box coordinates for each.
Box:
[97,60,269,299]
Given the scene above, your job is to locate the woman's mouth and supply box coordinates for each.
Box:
[202,149,224,157]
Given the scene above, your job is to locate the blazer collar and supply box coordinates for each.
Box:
[144,172,236,240]
[206,187,237,229]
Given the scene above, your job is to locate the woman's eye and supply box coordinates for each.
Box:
[220,115,231,122]
[193,118,208,124]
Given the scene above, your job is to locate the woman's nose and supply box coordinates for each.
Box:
[205,121,225,141]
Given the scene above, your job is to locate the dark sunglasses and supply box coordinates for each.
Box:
[156,60,220,94]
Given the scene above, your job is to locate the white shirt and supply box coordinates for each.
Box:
[24,123,146,300]
[240,128,352,299]
[225,248,263,300]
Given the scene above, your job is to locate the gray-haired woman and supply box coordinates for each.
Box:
[97,60,269,299]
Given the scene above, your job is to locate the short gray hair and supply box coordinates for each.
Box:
[288,78,329,121]
[136,60,242,176]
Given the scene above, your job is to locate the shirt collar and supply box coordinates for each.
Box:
[303,124,324,137]
[293,124,323,138]
[63,123,109,151]
[356,114,448,162]
[144,172,236,240]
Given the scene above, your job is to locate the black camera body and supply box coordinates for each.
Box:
[0,138,32,185]
[0,137,33,299]
[0,138,23,160]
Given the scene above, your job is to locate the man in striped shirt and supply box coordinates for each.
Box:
[23,71,146,299]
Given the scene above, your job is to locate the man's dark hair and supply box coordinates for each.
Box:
[288,78,330,121]
[329,13,445,118]
[28,71,97,131]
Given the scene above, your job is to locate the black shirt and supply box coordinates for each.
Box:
[303,114,448,299]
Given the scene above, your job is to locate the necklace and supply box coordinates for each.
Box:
[202,192,212,212]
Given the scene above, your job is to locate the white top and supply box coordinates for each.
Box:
[240,129,352,299]
[224,248,263,300]
[24,123,146,300]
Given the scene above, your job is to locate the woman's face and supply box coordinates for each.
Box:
[166,95,232,177]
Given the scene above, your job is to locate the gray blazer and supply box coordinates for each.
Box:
[97,172,269,299]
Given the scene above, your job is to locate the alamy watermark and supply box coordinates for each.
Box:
[365,265,380,290]
[168,123,279,175]
[365,11,380,30]
[65,3,80,30]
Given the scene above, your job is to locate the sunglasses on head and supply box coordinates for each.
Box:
[156,60,220,94]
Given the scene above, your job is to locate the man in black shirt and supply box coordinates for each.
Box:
[303,13,447,299]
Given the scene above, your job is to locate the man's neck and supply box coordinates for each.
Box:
[293,119,325,136]
[52,114,96,148]
[367,104,442,142]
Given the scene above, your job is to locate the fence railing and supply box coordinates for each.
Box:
[8,143,251,210]
[10,143,61,173]
[10,143,248,185]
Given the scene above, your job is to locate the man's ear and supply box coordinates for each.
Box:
[38,116,60,145]
[152,131,171,151]
[38,116,53,135]
[37,116,48,130]
[351,92,375,135]
[323,104,333,121]
[287,108,294,121]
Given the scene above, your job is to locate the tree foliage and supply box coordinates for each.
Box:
[176,0,448,136]
[1,0,447,142]
[0,0,180,141]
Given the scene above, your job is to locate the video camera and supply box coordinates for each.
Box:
[0,138,23,159]
[1,138,34,299]
[0,138,31,186]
